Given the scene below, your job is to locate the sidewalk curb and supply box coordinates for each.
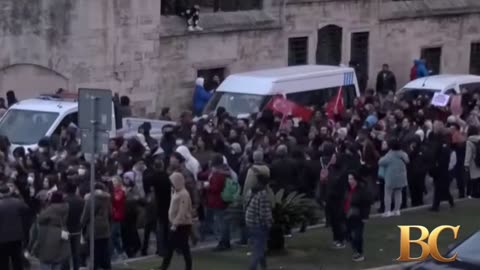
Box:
[364,262,415,270]
[117,198,470,265]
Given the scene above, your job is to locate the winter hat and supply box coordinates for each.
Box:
[123,171,135,187]
[337,127,348,139]
[195,77,205,87]
[253,150,264,164]
[364,115,378,129]
[231,143,242,154]
[275,144,288,157]
[415,129,425,142]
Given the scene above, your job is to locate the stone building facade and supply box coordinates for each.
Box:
[0,0,479,116]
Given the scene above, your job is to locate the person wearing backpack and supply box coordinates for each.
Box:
[464,125,480,198]
[206,154,232,251]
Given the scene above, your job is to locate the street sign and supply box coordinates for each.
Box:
[78,88,112,131]
[80,129,109,155]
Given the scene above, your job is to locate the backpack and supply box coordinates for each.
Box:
[221,177,240,203]
[320,155,334,183]
[474,141,480,167]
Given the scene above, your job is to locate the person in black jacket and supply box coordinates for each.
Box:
[375,64,397,97]
[430,133,455,212]
[151,156,171,256]
[325,152,348,249]
[62,182,85,270]
[344,173,372,262]
[0,182,29,270]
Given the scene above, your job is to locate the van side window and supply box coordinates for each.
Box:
[444,89,456,95]
[460,83,480,93]
[53,112,78,136]
[287,86,353,109]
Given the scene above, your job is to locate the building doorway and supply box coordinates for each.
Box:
[316,25,342,65]
[421,47,442,75]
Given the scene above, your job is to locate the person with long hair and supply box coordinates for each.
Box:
[378,138,409,217]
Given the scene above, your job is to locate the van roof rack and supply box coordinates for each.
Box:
[37,91,78,101]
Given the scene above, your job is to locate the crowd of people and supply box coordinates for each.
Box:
[1,71,480,270]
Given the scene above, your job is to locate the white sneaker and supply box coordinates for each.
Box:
[393,210,401,216]
[188,26,195,31]
[194,25,204,31]
[382,211,393,218]
[332,241,346,249]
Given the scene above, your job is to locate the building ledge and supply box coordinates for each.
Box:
[379,0,480,21]
[158,10,281,38]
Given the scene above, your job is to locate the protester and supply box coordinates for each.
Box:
[31,191,70,270]
[81,183,112,270]
[245,171,272,270]
[63,182,85,270]
[6,90,18,107]
[111,176,126,260]
[378,139,409,217]
[0,182,28,270]
[155,172,193,270]
[192,77,212,116]
[0,75,479,270]
[205,154,232,251]
[375,64,397,97]
[344,173,372,262]
[464,125,480,198]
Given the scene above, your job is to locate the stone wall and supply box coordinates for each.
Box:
[0,0,161,115]
[286,0,480,90]
[0,0,479,117]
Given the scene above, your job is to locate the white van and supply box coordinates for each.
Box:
[398,74,480,100]
[204,65,360,117]
[0,94,176,150]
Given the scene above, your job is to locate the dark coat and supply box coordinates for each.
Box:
[0,194,29,243]
[269,157,297,192]
[64,194,85,233]
[151,170,172,223]
[81,190,112,239]
[376,70,397,94]
[345,182,372,220]
[33,203,71,264]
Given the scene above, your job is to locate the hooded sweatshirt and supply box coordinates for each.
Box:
[169,172,193,226]
[415,60,429,78]
[176,145,201,181]
[192,77,212,116]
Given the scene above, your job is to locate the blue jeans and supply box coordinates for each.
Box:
[207,208,230,247]
[111,222,124,256]
[248,226,268,270]
[40,263,63,270]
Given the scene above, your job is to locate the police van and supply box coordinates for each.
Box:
[203,65,360,117]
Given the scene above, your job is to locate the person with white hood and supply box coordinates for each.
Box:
[176,146,200,181]
[192,77,212,116]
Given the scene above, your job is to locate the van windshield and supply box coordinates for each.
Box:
[397,88,439,101]
[0,109,59,145]
[204,92,272,116]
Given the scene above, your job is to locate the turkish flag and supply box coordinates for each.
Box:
[326,87,344,119]
[265,96,313,122]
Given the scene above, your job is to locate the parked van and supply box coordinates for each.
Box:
[0,93,176,150]
[203,65,360,117]
[398,74,480,100]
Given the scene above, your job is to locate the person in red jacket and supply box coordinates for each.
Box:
[206,154,231,251]
[111,176,127,260]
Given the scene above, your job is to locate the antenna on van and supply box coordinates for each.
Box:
[421,77,429,87]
